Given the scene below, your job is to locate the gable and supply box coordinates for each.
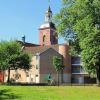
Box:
[40,48,61,57]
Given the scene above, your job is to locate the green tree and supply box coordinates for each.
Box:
[53,56,63,86]
[55,0,100,85]
[0,41,31,83]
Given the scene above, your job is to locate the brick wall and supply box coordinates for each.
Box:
[0,71,4,82]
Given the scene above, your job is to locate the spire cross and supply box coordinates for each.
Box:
[48,0,50,5]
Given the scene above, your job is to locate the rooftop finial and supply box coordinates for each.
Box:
[22,35,25,44]
[48,0,51,8]
[48,0,50,4]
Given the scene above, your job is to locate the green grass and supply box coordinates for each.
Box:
[0,85,100,100]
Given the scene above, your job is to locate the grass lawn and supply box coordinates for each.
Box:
[0,85,100,100]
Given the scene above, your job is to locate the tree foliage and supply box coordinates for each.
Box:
[55,0,100,85]
[0,41,31,83]
[53,56,63,72]
[53,56,63,85]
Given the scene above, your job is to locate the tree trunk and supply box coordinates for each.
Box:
[61,69,63,83]
[7,67,10,83]
[57,71,59,86]
[3,70,4,83]
[96,67,100,86]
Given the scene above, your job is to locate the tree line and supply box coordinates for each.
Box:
[54,0,100,86]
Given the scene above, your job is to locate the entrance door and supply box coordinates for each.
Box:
[79,77,84,84]
[27,76,30,83]
[35,75,39,83]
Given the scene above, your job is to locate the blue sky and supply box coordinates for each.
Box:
[0,0,65,44]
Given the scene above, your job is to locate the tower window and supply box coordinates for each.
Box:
[43,35,46,42]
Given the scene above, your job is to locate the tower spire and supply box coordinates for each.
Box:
[48,0,51,11]
[45,0,52,22]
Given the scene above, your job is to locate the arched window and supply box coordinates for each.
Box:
[43,35,46,42]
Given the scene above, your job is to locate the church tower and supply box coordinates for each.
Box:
[39,6,58,46]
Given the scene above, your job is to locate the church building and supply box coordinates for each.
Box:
[3,6,90,84]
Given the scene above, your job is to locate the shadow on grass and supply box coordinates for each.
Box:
[0,89,20,100]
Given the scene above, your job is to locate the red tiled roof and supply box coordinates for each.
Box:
[17,40,40,47]
[24,44,59,55]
